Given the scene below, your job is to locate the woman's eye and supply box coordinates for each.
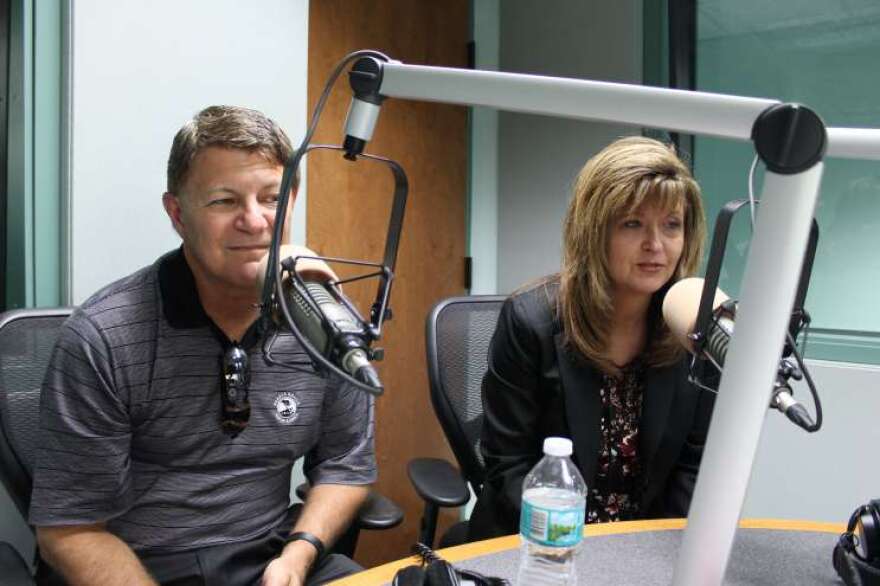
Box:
[665,219,684,230]
[622,219,641,228]
[262,194,280,206]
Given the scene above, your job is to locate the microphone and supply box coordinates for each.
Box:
[662,277,815,430]
[258,245,383,392]
[662,277,731,359]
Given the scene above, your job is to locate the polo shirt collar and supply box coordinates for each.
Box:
[158,247,211,329]
[157,247,265,347]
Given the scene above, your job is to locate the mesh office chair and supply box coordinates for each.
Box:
[0,308,73,586]
[408,295,505,547]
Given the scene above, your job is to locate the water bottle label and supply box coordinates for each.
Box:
[520,500,585,547]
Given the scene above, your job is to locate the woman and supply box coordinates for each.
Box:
[468,136,714,540]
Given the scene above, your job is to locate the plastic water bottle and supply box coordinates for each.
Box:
[516,437,587,586]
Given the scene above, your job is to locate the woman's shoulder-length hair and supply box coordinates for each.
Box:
[557,136,707,374]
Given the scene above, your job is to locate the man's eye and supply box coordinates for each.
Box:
[207,198,234,207]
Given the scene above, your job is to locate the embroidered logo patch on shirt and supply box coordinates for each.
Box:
[273,392,299,424]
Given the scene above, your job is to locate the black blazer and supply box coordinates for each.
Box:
[468,279,716,540]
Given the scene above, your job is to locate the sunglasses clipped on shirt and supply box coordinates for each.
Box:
[220,344,251,438]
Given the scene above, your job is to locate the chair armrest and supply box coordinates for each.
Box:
[407,458,470,507]
[0,542,35,586]
[355,490,404,530]
[294,483,404,530]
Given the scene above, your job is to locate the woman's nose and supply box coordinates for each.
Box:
[642,226,662,250]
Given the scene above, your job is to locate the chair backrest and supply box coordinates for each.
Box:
[0,308,73,521]
[425,295,505,494]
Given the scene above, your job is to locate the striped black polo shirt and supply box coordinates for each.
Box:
[28,248,376,552]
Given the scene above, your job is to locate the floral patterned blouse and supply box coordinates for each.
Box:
[586,360,645,524]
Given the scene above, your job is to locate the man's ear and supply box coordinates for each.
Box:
[162,192,185,238]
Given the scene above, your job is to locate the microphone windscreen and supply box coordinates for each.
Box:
[256,244,337,292]
[662,277,729,352]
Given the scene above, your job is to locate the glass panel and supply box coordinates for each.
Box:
[642,0,668,89]
[695,0,880,362]
[5,0,34,309]
[4,0,62,309]
[33,0,62,307]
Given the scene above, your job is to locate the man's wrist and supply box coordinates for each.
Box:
[287,531,325,560]
[281,531,325,568]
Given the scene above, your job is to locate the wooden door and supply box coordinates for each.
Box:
[307,0,469,568]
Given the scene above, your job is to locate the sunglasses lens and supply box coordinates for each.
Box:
[855,517,868,560]
[221,346,250,437]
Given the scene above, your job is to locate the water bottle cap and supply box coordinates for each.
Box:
[543,437,573,457]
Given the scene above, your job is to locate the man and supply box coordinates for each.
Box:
[29,105,375,585]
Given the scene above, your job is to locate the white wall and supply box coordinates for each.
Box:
[743,359,880,521]
[495,0,643,293]
[68,0,310,303]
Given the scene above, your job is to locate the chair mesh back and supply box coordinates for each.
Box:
[0,311,70,480]
[431,297,504,489]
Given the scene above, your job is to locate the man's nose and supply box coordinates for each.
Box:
[237,201,271,232]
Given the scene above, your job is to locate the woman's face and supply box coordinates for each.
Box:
[607,199,685,302]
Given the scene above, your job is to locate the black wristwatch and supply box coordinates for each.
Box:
[286,531,326,560]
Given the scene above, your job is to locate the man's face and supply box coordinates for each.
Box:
[163,146,292,296]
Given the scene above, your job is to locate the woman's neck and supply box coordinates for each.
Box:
[605,292,652,368]
[612,290,652,329]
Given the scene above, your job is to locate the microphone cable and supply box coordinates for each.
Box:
[747,154,759,231]
[782,328,823,432]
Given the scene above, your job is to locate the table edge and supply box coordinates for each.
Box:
[328,518,846,585]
